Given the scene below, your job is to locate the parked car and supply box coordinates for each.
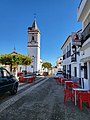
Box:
[54,72,64,79]
[0,67,18,95]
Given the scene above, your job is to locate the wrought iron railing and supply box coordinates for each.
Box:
[81,22,90,45]
[63,50,71,60]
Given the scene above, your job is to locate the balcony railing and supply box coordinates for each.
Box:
[63,50,71,60]
[81,22,90,45]
[78,0,83,9]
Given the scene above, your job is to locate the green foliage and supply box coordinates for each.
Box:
[0,54,32,68]
[42,62,52,69]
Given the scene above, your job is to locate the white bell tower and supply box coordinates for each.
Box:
[28,19,40,72]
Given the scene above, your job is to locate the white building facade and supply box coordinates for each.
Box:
[55,56,63,73]
[77,0,90,89]
[61,30,82,81]
[27,19,41,73]
[61,35,72,79]
[61,0,90,89]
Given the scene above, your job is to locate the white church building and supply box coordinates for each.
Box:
[17,19,42,74]
[27,19,41,73]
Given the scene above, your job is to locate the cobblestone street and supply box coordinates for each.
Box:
[0,77,90,120]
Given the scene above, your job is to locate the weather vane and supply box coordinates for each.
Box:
[34,13,36,19]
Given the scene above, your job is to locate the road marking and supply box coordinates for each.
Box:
[0,78,49,113]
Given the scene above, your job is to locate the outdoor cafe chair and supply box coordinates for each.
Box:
[64,89,74,105]
[65,81,73,90]
[60,78,67,85]
[78,92,90,111]
[71,83,80,89]
[55,77,62,84]
[19,76,25,82]
[64,83,80,105]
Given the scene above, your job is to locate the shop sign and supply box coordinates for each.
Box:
[72,32,81,46]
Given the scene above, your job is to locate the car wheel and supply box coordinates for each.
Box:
[10,84,18,95]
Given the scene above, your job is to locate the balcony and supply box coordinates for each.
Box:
[81,22,90,45]
[77,0,90,22]
[63,50,71,60]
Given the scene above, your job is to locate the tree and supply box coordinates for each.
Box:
[42,62,52,69]
[0,54,32,73]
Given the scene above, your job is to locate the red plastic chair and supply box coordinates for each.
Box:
[71,84,80,89]
[74,81,79,86]
[61,78,66,85]
[28,76,35,83]
[64,89,74,105]
[28,77,33,83]
[55,77,62,84]
[78,92,90,111]
[19,76,25,82]
[58,77,63,84]
[66,82,73,89]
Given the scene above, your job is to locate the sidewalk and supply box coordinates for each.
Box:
[55,80,90,120]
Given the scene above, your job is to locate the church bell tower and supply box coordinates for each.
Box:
[28,19,40,72]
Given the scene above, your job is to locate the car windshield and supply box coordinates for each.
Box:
[56,73,63,76]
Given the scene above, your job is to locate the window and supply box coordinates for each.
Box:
[32,36,34,41]
[67,46,68,52]
[84,63,87,79]
[69,64,71,73]
[69,43,71,50]
[74,67,77,77]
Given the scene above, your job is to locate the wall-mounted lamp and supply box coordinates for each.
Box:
[72,45,76,53]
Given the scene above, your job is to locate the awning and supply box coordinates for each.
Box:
[80,56,90,62]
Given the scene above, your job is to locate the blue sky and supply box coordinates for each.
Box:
[0,0,81,65]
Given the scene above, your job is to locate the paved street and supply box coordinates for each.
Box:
[0,77,90,120]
